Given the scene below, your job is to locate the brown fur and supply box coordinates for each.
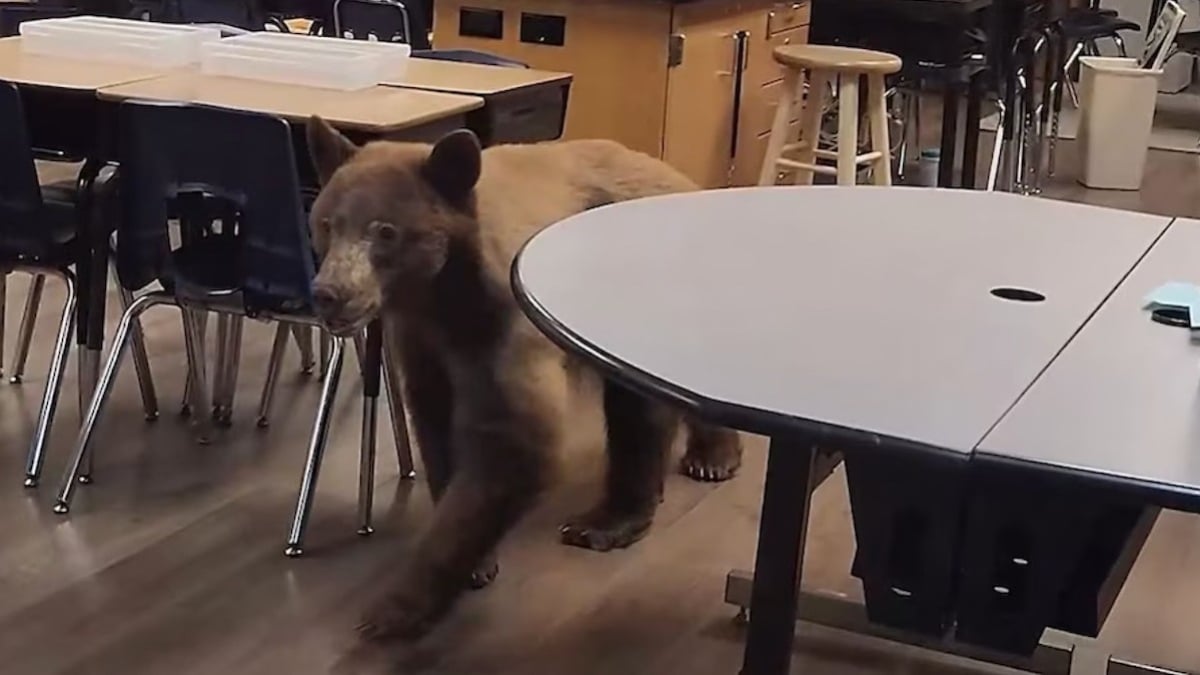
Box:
[306,118,743,641]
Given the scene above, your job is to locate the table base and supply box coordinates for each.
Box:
[725,567,1187,674]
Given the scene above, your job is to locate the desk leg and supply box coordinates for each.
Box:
[72,159,102,421]
[961,74,983,190]
[741,438,816,675]
[78,163,117,482]
[938,85,961,188]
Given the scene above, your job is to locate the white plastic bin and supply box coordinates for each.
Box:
[19,16,220,68]
[1076,56,1163,190]
[200,40,383,90]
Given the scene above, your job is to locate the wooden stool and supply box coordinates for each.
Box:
[759,45,902,187]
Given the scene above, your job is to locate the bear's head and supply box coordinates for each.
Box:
[305,116,482,336]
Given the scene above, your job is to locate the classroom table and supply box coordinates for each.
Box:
[510,186,1175,674]
[382,56,571,145]
[962,218,1200,663]
[97,71,484,135]
[0,34,486,460]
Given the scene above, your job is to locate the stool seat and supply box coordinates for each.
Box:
[773,45,902,74]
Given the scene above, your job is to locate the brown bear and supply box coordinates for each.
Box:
[305,117,743,641]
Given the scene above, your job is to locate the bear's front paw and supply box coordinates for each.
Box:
[560,508,654,552]
[357,586,446,642]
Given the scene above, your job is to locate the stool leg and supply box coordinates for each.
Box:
[837,73,860,185]
[796,71,829,186]
[759,69,803,186]
[867,74,892,186]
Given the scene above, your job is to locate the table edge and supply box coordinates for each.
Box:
[510,235,964,462]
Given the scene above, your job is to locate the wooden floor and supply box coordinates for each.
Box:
[4,142,1199,675]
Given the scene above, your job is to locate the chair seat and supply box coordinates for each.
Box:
[1060,13,1140,40]
[773,44,902,74]
[0,178,79,264]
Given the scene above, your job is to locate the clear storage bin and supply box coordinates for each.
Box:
[200,40,383,90]
[229,32,410,80]
[19,16,219,68]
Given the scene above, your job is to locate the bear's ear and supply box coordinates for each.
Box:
[422,129,481,203]
[307,116,357,185]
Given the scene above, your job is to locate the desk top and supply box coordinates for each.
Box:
[0,36,165,91]
[980,218,1200,510]
[513,187,1169,456]
[389,58,571,97]
[97,72,484,133]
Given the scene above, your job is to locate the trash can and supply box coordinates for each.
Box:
[1076,56,1163,190]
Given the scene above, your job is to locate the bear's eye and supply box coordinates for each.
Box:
[372,221,400,243]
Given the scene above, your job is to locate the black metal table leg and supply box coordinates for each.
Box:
[938,84,961,188]
[961,73,983,189]
[741,437,817,675]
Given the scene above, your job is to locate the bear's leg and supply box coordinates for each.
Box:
[358,351,562,641]
[680,418,743,482]
[396,328,498,589]
[561,380,678,552]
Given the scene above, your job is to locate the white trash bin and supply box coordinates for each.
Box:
[1076,56,1163,190]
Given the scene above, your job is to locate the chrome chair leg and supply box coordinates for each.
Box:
[292,324,315,375]
[53,294,166,513]
[111,271,159,421]
[381,340,415,479]
[181,309,213,444]
[221,316,243,426]
[285,336,346,558]
[1064,41,1085,107]
[23,270,75,488]
[257,322,290,427]
[987,100,1007,191]
[10,274,44,384]
[319,332,331,379]
[180,311,209,418]
[351,334,378,536]
[212,314,242,427]
[1113,33,1127,57]
[212,313,231,420]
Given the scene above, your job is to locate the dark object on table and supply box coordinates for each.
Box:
[0,4,81,36]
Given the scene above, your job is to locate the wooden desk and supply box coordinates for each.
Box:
[385,57,571,145]
[98,72,484,135]
[0,36,165,91]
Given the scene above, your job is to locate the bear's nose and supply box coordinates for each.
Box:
[312,285,344,317]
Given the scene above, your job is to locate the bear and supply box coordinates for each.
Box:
[304,117,743,641]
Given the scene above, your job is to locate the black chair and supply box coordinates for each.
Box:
[333,0,426,47]
[50,102,403,557]
[130,0,289,31]
[0,81,84,487]
[0,4,81,36]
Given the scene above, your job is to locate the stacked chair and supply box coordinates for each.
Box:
[48,102,403,557]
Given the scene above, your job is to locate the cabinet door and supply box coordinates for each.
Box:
[662,5,752,188]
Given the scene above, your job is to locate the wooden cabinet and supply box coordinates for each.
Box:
[432,0,811,188]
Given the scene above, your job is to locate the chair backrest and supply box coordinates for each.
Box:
[0,5,81,37]
[0,81,51,258]
[116,101,315,314]
[333,0,429,48]
[413,48,528,68]
[136,0,270,30]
